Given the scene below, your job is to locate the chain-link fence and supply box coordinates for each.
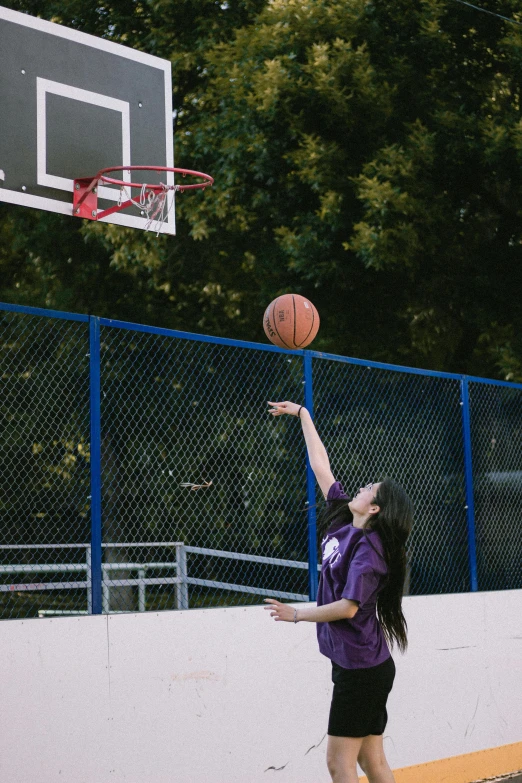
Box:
[98,324,309,613]
[469,381,522,591]
[1,302,521,620]
[0,306,91,620]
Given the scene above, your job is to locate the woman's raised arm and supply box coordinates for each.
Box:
[267,401,335,498]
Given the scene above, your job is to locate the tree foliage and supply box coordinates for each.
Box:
[2,0,522,378]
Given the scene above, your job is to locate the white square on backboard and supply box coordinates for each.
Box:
[36,78,131,203]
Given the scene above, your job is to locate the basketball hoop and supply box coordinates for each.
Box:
[73,166,213,234]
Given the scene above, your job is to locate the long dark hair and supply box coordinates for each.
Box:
[318,477,413,653]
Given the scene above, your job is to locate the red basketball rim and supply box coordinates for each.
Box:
[96,165,213,192]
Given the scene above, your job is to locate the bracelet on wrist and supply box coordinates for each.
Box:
[297,406,303,418]
[293,608,299,623]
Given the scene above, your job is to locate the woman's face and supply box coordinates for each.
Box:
[348,482,381,518]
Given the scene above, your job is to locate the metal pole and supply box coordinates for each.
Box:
[138,569,146,612]
[460,379,479,592]
[89,317,103,613]
[304,352,318,601]
[176,544,189,610]
[86,545,92,614]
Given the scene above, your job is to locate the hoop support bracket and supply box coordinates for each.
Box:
[73,177,147,221]
[73,177,100,220]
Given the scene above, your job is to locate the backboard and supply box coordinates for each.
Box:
[0,5,176,233]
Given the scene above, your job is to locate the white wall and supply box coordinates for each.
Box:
[0,590,521,783]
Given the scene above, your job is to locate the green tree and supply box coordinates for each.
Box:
[2,0,522,378]
[176,0,522,376]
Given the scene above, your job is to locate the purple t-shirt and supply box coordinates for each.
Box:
[316,481,391,669]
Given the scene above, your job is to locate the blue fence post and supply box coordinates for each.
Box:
[89,317,103,614]
[304,352,318,601]
[460,379,479,592]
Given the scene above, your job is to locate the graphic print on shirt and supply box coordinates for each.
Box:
[322,536,341,567]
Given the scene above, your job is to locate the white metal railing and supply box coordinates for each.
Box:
[0,543,318,616]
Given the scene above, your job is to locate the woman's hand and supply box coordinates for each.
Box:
[267,400,304,417]
[264,598,297,622]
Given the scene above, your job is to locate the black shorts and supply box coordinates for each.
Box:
[328,656,396,738]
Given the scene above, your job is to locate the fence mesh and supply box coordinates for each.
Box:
[469,382,522,591]
[312,359,471,595]
[99,327,309,612]
[1,304,521,620]
[0,310,90,620]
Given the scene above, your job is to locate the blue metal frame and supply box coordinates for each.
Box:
[99,317,303,356]
[303,353,318,601]
[307,348,522,390]
[307,349,464,381]
[89,317,103,614]
[0,301,89,322]
[463,374,522,390]
[460,380,479,592]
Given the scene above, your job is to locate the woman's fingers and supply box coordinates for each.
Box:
[264,598,292,622]
[267,401,302,418]
[264,598,281,617]
[267,401,288,416]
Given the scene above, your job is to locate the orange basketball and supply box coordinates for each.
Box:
[263,293,320,349]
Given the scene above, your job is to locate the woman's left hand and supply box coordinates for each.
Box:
[264,598,296,622]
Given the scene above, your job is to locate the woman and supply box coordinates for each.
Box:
[264,400,413,783]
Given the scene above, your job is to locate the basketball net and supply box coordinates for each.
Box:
[118,181,178,236]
